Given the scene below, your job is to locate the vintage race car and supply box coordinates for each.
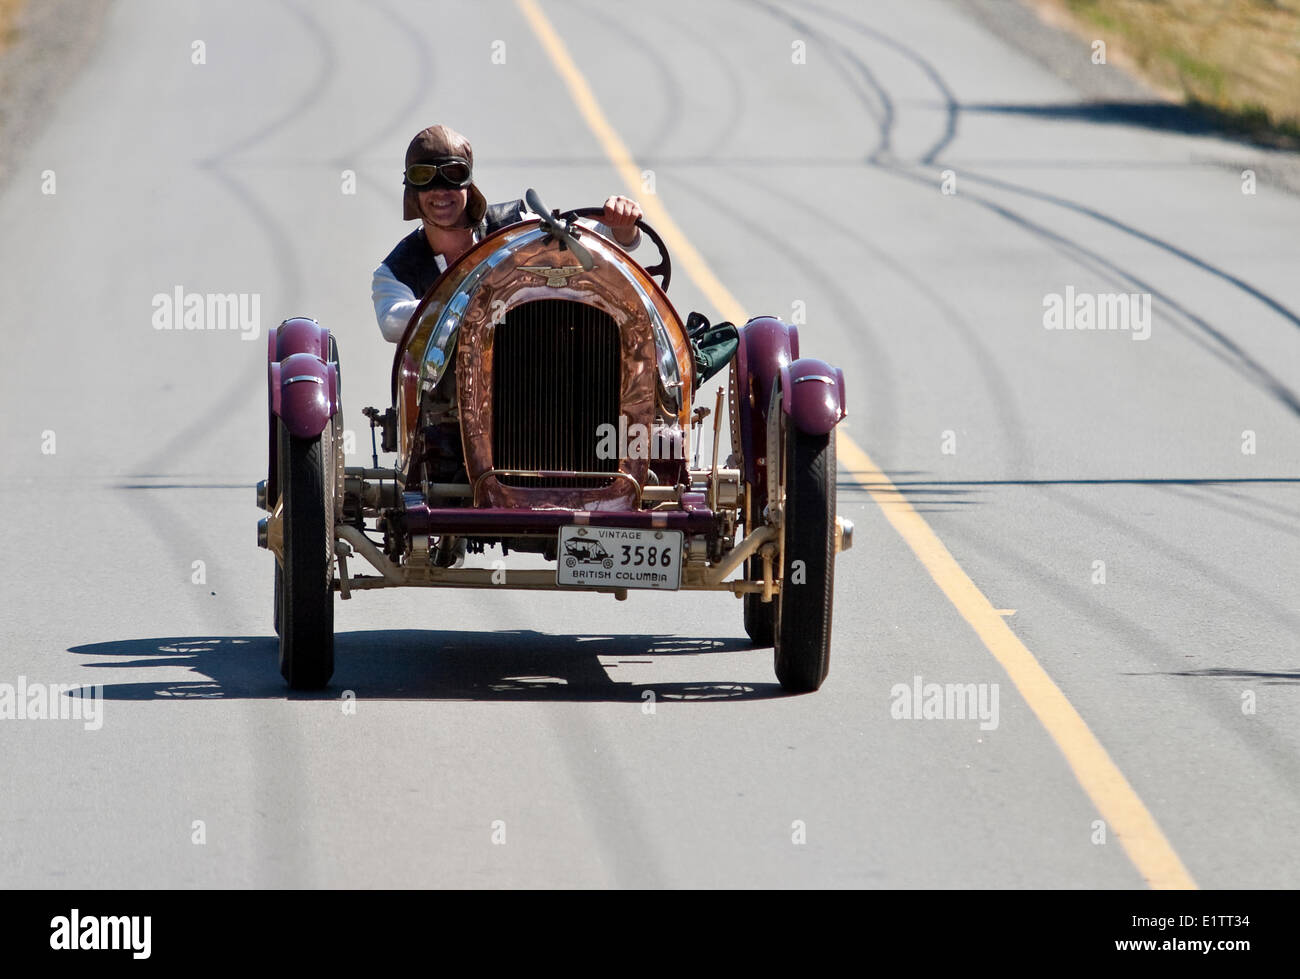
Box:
[257,190,852,691]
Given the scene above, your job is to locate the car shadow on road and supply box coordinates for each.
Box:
[67,631,786,702]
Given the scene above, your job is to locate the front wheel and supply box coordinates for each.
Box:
[773,426,836,692]
[277,419,335,689]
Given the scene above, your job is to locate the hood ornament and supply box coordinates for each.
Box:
[520,265,587,287]
[524,188,596,271]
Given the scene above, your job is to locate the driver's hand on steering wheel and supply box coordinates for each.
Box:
[602,195,642,246]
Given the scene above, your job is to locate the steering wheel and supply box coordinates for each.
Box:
[558,206,672,291]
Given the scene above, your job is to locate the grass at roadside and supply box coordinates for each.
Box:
[1050,0,1300,146]
[0,0,24,53]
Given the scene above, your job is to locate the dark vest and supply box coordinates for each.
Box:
[381,199,528,298]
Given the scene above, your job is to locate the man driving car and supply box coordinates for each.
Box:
[371,124,642,342]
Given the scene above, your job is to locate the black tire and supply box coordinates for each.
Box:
[278,419,334,689]
[743,557,775,646]
[773,426,836,692]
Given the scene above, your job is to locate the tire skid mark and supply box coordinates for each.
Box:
[565,0,686,156]
[739,0,895,161]
[641,1,748,158]
[665,170,901,457]
[1041,482,1300,632]
[953,169,1300,337]
[797,0,961,164]
[336,0,437,160]
[948,169,1300,412]
[885,163,1300,419]
[133,0,339,475]
[133,168,304,474]
[198,0,340,166]
[724,1,1034,473]
[724,165,1034,476]
[1165,482,1300,539]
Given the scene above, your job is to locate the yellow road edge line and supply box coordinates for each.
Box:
[517,0,1196,890]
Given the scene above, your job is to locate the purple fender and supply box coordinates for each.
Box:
[266,318,339,502]
[734,316,799,487]
[271,353,339,437]
[275,316,332,362]
[778,358,847,435]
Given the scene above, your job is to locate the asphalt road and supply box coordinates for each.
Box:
[0,0,1297,888]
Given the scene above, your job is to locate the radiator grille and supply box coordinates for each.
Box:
[492,299,621,488]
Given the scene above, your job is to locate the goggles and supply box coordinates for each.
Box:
[404,158,473,188]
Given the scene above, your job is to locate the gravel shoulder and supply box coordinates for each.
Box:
[0,0,110,188]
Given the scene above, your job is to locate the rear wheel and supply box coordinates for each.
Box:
[773,424,836,692]
[277,419,334,689]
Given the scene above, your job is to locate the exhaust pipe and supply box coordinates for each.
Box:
[836,516,854,552]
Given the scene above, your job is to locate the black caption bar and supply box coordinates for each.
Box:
[0,890,1283,966]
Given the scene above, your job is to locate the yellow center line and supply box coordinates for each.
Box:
[516,0,1196,890]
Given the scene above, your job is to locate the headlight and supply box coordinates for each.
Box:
[653,318,682,413]
[420,307,460,391]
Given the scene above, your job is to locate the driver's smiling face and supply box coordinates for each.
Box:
[419,186,468,228]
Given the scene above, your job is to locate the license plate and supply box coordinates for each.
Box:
[556,526,683,590]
